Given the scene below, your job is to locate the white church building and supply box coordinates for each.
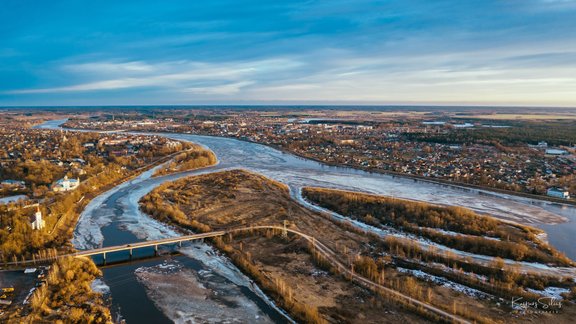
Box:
[31,207,45,230]
[52,176,80,192]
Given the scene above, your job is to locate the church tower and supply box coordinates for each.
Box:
[31,206,45,230]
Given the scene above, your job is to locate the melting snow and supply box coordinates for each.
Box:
[396,267,493,299]
[526,287,571,300]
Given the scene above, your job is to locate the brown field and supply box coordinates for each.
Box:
[456,113,576,120]
[139,169,576,323]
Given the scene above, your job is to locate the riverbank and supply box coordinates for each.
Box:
[152,145,217,177]
[48,141,196,254]
[9,257,112,323]
[139,170,431,323]
[250,139,576,208]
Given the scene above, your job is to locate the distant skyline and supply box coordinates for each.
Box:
[1,0,576,107]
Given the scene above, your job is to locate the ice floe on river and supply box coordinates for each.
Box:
[134,256,290,324]
[179,244,295,323]
[72,163,171,249]
[91,278,111,295]
[135,261,272,323]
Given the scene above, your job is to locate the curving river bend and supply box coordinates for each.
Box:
[36,119,576,323]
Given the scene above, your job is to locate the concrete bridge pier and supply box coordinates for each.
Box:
[154,245,158,256]
[102,252,106,265]
[178,241,182,248]
[129,248,133,259]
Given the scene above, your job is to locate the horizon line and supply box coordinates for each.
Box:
[2,103,576,110]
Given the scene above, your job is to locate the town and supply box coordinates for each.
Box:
[0,113,197,321]
[64,108,576,202]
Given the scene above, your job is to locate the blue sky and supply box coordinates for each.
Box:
[1,0,576,106]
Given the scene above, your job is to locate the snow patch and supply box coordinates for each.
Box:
[23,287,36,305]
[91,278,111,295]
[397,267,493,299]
[526,287,571,300]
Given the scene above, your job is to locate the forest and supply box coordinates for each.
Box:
[14,257,112,323]
[406,120,576,146]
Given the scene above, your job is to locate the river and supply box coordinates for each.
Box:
[34,119,576,322]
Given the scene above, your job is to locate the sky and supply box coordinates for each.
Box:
[1,0,576,107]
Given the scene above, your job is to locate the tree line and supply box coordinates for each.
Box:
[20,257,112,323]
[406,120,576,146]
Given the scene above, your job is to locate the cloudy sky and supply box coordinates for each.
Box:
[1,0,576,106]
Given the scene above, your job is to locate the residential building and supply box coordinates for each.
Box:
[1,179,25,188]
[547,187,571,199]
[545,149,569,155]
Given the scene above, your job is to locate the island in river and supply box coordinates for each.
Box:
[139,169,576,323]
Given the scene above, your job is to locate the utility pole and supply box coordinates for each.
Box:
[282,220,288,238]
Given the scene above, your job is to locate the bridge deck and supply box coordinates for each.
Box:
[72,230,226,257]
[3,226,281,266]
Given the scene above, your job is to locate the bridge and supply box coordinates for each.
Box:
[4,229,231,267]
[4,226,284,267]
[5,225,471,324]
[74,230,227,263]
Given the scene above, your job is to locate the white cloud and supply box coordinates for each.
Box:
[5,42,576,106]
[7,59,299,94]
[64,61,156,73]
[182,81,255,95]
